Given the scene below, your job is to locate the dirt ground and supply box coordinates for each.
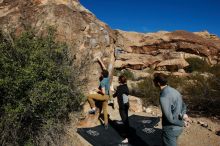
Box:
[178,116,220,146]
[76,104,220,146]
[135,112,220,146]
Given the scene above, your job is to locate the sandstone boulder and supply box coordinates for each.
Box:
[115,30,220,65]
[115,60,146,70]
[143,105,162,117]
[0,0,117,92]
[129,96,143,113]
[157,58,189,68]
[77,110,100,128]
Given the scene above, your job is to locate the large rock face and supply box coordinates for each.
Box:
[1,0,220,89]
[0,0,116,92]
[115,30,220,70]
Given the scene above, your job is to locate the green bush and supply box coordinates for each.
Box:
[113,69,121,76]
[184,57,220,115]
[209,64,220,77]
[129,71,220,116]
[0,29,84,146]
[113,69,135,80]
[135,75,187,106]
[167,75,188,94]
[184,74,220,116]
[135,77,160,106]
[185,57,210,73]
[120,70,135,80]
[167,73,220,116]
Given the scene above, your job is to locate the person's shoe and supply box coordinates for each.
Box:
[108,99,114,109]
[88,109,96,114]
[112,102,115,109]
[121,138,128,143]
[104,124,108,130]
[116,120,123,125]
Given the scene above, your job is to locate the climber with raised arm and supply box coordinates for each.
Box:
[87,57,110,129]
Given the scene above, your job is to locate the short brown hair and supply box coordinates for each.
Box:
[119,75,127,84]
[153,73,168,86]
[102,70,109,78]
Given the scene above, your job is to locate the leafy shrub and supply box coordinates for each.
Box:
[167,73,220,116]
[135,75,187,106]
[0,29,84,146]
[183,57,220,115]
[185,57,210,73]
[167,75,188,94]
[134,77,160,106]
[120,69,135,80]
[185,75,210,99]
[144,67,154,74]
[184,74,220,116]
[113,69,121,76]
[113,69,135,80]
[129,69,220,116]
[209,64,220,77]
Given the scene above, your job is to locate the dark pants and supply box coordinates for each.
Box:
[162,128,183,146]
[119,103,129,138]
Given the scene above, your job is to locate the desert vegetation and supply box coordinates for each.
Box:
[130,58,220,117]
[185,57,210,73]
[0,29,85,146]
[114,69,135,80]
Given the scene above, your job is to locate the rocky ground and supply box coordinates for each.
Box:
[178,116,220,146]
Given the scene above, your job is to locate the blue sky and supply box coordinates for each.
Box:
[80,0,220,36]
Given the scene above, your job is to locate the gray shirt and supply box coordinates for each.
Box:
[160,86,186,130]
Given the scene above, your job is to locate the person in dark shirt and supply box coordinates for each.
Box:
[113,75,130,143]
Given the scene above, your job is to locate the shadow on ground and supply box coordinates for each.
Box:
[77,115,162,146]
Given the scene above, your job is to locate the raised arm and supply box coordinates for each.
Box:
[97,58,107,70]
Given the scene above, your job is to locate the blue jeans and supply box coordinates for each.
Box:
[162,128,183,146]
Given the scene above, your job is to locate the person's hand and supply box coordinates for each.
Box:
[183,114,192,123]
[184,121,190,128]
[183,114,188,120]
[95,88,104,95]
[110,85,115,92]
[183,114,192,128]
[92,88,103,94]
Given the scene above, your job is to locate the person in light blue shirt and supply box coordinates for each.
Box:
[87,70,110,129]
[153,73,191,146]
